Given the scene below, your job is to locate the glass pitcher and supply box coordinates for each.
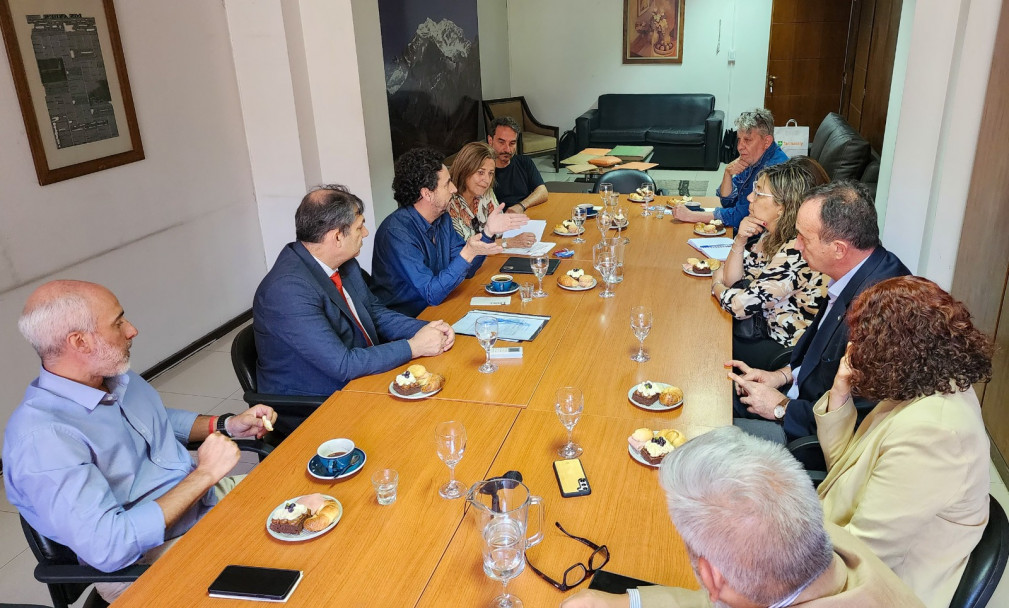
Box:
[467,478,544,549]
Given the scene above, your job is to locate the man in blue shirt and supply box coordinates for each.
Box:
[487,116,549,212]
[3,280,275,601]
[674,108,788,229]
[372,147,528,316]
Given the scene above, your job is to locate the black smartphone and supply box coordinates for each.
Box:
[208,565,304,601]
[553,458,591,497]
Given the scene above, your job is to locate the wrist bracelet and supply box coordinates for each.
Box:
[779,370,789,384]
[731,246,744,254]
[207,416,218,436]
[519,203,527,211]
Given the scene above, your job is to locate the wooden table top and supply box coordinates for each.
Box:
[114,191,732,607]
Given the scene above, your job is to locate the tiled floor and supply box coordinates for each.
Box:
[2,247,1009,607]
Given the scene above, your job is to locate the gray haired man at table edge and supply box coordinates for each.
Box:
[560,426,924,608]
[3,280,276,602]
[254,185,453,414]
[726,180,910,444]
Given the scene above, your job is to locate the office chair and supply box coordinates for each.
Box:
[590,169,659,195]
[230,325,325,438]
[949,495,1009,608]
[483,96,559,170]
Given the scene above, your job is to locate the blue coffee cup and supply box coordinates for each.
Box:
[490,274,514,292]
[317,438,355,475]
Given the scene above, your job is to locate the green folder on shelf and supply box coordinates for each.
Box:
[608,145,653,161]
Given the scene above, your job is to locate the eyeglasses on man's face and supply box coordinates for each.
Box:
[525,522,610,591]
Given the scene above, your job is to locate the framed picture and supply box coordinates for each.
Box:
[0,0,143,185]
[623,0,685,64]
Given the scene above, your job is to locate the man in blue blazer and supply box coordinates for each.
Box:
[253,185,454,399]
[726,180,910,442]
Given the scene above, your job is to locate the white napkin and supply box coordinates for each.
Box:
[470,296,511,306]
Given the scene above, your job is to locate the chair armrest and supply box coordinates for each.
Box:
[703,110,724,171]
[34,562,148,584]
[576,109,598,150]
[786,434,827,473]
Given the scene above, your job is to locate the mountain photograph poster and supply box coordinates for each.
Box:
[378,0,482,160]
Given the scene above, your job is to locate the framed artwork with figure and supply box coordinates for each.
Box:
[0,0,144,185]
[623,0,685,64]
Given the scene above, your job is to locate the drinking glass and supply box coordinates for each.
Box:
[630,306,653,362]
[598,182,613,206]
[615,205,629,244]
[571,205,587,244]
[531,257,548,298]
[482,517,526,608]
[602,237,625,285]
[519,283,534,303]
[640,182,652,217]
[592,244,616,299]
[371,468,399,505]
[475,316,499,374]
[596,209,612,241]
[435,421,467,499]
[555,387,584,458]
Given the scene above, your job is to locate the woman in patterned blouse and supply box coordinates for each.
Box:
[448,142,536,249]
[710,159,829,369]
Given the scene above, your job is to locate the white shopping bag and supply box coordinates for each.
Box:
[776,119,809,158]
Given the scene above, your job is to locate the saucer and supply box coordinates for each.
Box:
[307,448,367,480]
[266,494,342,541]
[484,282,519,295]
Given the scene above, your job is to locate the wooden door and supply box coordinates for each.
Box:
[764,0,853,136]
[951,0,1009,471]
[843,0,902,152]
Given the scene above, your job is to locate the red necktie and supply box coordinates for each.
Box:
[331,272,374,346]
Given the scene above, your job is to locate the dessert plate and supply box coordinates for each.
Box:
[693,227,726,236]
[484,283,519,296]
[557,277,597,291]
[627,444,660,468]
[681,265,713,278]
[266,495,342,542]
[627,383,683,411]
[307,448,367,480]
[388,382,443,400]
[553,227,585,236]
[608,221,630,230]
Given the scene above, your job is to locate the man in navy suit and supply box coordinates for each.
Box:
[253,185,453,400]
[726,180,910,443]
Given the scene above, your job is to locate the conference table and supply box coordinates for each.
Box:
[113,193,732,607]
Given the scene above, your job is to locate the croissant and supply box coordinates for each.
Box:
[421,373,445,392]
[304,500,342,532]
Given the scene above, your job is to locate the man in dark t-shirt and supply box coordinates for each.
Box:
[487,116,548,213]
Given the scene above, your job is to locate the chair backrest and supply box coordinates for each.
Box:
[20,515,94,608]
[483,98,525,135]
[591,169,656,194]
[949,495,1009,608]
[230,325,258,393]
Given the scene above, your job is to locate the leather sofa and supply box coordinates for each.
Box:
[576,94,723,170]
[810,112,879,197]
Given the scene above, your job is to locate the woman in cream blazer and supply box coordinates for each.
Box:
[814,276,993,608]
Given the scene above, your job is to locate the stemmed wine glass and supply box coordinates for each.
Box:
[630,306,653,362]
[571,205,587,244]
[615,205,629,244]
[598,182,613,206]
[555,387,584,458]
[593,243,616,299]
[482,517,526,608]
[475,316,499,374]
[639,183,653,216]
[435,421,467,499]
[596,209,612,241]
[531,257,548,298]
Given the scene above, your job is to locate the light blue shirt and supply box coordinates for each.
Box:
[2,368,207,572]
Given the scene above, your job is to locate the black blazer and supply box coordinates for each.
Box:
[782,246,910,439]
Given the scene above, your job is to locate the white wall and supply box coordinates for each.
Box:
[478,0,512,100]
[0,1,265,447]
[880,0,1003,287]
[505,0,772,131]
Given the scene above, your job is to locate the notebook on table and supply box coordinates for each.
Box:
[499,257,561,275]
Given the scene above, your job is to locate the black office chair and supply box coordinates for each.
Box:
[230,325,325,438]
[949,495,1009,608]
[19,437,270,608]
[590,169,660,195]
[786,435,828,487]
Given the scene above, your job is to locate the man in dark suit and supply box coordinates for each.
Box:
[253,185,454,400]
[726,180,910,443]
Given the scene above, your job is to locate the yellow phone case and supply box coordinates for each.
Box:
[553,458,591,497]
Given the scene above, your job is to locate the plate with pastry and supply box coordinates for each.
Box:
[267,494,343,541]
[307,447,367,480]
[557,268,597,291]
[628,381,684,411]
[693,220,726,236]
[553,220,585,236]
[627,427,688,467]
[681,257,722,277]
[627,187,654,203]
[389,364,445,399]
[608,211,629,229]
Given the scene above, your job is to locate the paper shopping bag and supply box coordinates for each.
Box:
[776,119,809,158]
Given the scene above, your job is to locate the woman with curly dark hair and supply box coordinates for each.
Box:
[814,276,993,608]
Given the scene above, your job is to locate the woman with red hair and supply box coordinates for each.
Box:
[815,276,993,608]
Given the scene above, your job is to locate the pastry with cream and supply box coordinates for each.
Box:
[632,381,662,405]
[269,501,310,534]
[640,436,675,465]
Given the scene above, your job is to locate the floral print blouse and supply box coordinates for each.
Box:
[448,191,498,241]
[719,235,827,347]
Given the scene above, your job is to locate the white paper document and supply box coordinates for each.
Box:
[687,237,734,261]
[452,310,550,342]
[470,296,511,306]
[501,220,552,255]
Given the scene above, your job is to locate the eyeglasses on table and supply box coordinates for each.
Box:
[525,521,610,591]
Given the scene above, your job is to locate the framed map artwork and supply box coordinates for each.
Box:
[0,0,143,185]
[623,0,685,64]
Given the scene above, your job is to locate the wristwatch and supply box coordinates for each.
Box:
[773,396,789,420]
[502,239,508,249]
[216,413,234,437]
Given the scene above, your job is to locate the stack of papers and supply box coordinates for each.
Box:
[502,220,553,256]
[687,237,734,261]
